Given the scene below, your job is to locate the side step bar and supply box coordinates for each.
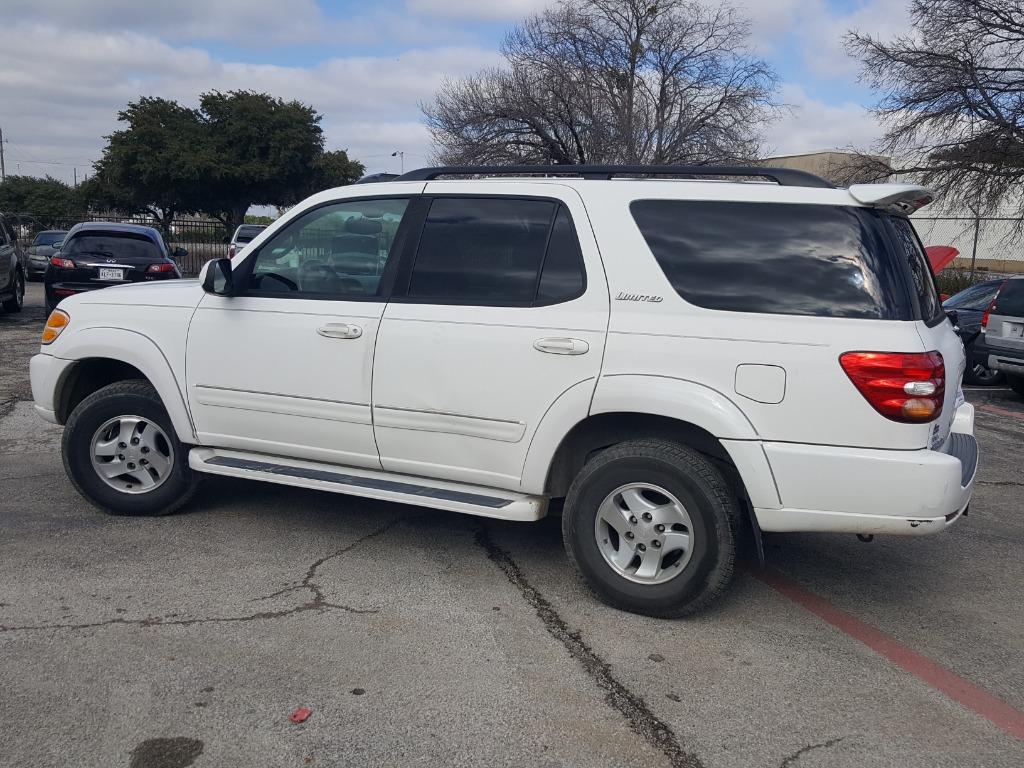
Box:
[189,448,548,522]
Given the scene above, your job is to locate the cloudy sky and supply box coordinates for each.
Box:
[0,0,910,185]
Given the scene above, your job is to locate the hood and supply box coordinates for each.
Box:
[77,278,203,308]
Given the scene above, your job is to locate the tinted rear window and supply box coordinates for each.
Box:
[993,280,1024,318]
[408,198,555,303]
[64,232,162,260]
[630,200,910,319]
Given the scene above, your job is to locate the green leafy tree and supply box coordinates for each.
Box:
[0,175,85,229]
[87,97,205,234]
[195,91,363,236]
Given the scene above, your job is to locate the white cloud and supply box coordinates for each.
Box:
[405,0,554,20]
[0,22,499,184]
[763,83,883,157]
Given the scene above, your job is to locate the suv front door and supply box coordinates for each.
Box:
[186,196,415,468]
[371,183,608,491]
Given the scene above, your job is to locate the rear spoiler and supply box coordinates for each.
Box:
[848,183,935,214]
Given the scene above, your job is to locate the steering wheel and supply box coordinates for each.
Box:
[298,260,340,292]
[251,272,298,291]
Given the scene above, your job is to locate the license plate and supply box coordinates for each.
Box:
[1010,323,1024,339]
[99,268,124,281]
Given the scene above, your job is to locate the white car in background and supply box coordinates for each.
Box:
[227,224,267,258]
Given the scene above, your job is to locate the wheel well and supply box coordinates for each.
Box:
[545,412,739,498]
[56,358,148,423]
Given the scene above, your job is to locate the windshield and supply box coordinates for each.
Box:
[236,225,266,243]
[63,232,163,261]
[34,232,65,246]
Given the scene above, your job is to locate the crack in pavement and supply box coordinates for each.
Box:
[254,515,407,604]
[0,517,403,635]
[475,524,704,768]
[778,736,846,767]
[977,480,1024,487]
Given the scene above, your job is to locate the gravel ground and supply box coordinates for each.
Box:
[2,281,1022,768]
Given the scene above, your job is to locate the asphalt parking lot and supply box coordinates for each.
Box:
[2,282,1023,768]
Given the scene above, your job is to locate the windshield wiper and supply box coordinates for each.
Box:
[73,250,117,258]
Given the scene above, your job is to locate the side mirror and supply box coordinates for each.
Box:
[173,246,188,258]
[202,258,235,296]
[52,242,63,251]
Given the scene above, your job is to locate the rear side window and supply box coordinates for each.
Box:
[993,280,1024,318]
[407,198,585,306]
[630,200,910,319]
[887,216,944,325]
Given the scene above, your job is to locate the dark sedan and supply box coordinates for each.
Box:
[26,230,68,280]
[44,223,186,313]
[943,278,1006,385]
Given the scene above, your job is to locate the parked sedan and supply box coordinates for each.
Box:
[44,222,185,314]
[944,278,1005,385]
[26,230,68,280]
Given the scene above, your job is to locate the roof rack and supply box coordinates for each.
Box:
[394,164,834,189]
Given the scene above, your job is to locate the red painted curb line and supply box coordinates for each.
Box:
[754,568,1024,741]
[976,403,1024,421]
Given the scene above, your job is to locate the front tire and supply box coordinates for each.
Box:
[63,380,198,516]
[562,439,740,618]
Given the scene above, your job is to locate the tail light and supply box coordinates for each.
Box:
[982,280,1009,329]
[228,244,236,258]
[50,256,75,269]
[147,262,177,273]
[839,351,945,423]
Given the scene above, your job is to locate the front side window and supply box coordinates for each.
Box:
[245,198,409,298]
[406,198,586,306]
[630,200,911,319]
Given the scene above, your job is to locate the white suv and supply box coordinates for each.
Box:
[30,165,978,617]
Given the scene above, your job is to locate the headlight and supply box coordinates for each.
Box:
[41,310,70,344]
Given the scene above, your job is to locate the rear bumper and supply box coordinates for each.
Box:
[755,404,977,536]
[986,341,1024,376]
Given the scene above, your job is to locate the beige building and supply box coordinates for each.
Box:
[762,150,892,186]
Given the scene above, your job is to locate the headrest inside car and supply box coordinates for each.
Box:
[344,217,383,235]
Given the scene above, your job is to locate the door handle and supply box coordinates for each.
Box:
[317,323,362,340]
[534,337,589,355]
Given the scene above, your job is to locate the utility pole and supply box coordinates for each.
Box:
[0,125,6,183]
[73,167,77,187]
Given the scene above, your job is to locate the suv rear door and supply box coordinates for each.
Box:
[371,182,608,490]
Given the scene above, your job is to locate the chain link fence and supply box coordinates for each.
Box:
[913,216,1023,275]
[9,213,231,276]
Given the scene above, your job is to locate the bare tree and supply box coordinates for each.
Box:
[846,0,1024,220]
[424,0,779,166]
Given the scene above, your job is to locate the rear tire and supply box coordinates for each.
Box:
[964,363,1003,386]
[1008,375,1024,399]
[562,439,740,618]
[1,270,24,313]
[63,380,199,516]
